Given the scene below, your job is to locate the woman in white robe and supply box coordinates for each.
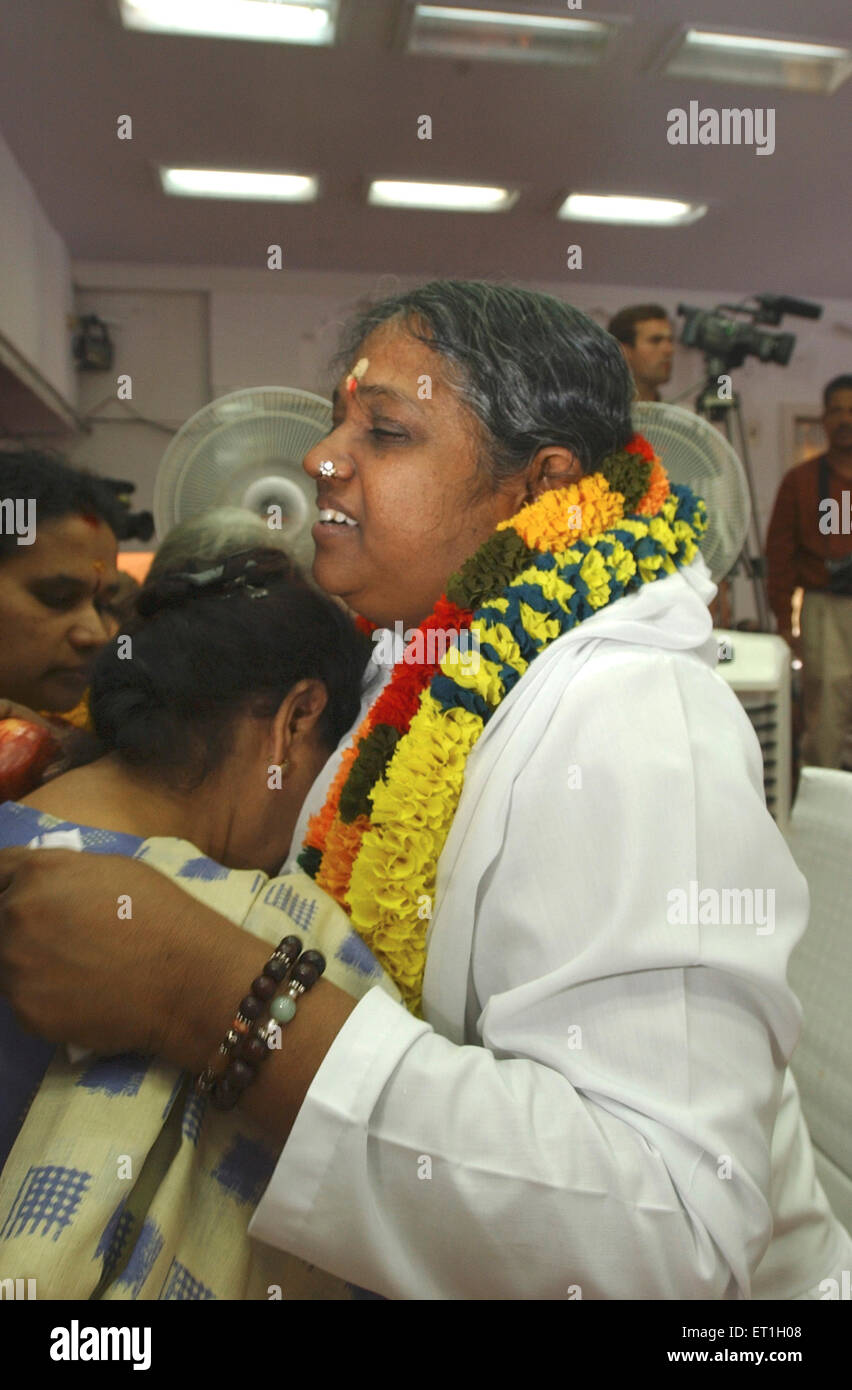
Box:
[0,280,849,1299]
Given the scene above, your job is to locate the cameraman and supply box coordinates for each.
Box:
[608,304,674,403]
[766,374,852,769]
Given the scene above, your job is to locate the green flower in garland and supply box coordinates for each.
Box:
[447,528,539,610]
[597,451,653,513]
[298,844,322,876]
[338,723,400,823]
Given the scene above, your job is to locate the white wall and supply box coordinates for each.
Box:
[0,127,75,407]
[66,261,852,620]
[68,287,209,506]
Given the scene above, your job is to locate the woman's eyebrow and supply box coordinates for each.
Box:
[32,573,87,590]
[33,573,120,596]
[332,383,421,411]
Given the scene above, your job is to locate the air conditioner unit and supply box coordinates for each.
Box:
[714,629,792,835]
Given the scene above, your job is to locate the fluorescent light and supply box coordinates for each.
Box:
[407,5,612,66]
[557,194,706,226]
[687,30,848,61]
[368,180,517,212]
[416,6,602,33]
[119,0,337,45]
[664,27,851,93]
[160,168,318,201]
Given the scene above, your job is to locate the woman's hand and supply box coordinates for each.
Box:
[0,699,54,727]
[0,847,260,1062]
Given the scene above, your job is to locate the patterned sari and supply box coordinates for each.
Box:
[0,803,399,1299]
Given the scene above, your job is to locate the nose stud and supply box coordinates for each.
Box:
[318,460,336,478]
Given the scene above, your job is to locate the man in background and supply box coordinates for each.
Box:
[766,374,852,769]
[608,304,674,402]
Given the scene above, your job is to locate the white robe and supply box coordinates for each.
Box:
[249,553,852,1298]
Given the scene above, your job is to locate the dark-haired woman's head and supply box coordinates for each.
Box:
[0,449,122,711]
[86,548,371,873]
[303,280,634,629]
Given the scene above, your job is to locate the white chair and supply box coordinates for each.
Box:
[784,767,852,1233]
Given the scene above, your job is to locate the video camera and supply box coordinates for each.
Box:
[677,294,822,372]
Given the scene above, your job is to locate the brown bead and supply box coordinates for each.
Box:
[239,1034,269,1066]
[291,960,320,990]
[238,994,263,1021]
[298,949,326,977]
[227,1059,255,1090]
[251,974,277,1001]
[210,1078,240,1110]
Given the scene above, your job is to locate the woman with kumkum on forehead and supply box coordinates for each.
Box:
[1,280,849,1300]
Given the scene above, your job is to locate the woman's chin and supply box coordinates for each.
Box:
[38,684,80,715]
[311,552,361,605]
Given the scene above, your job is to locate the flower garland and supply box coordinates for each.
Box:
[299,437,708,1014]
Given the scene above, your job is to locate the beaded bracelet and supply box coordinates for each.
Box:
[195,936,326,1110]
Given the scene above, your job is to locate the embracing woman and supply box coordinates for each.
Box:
[0,547,398,1298]
[1,281,849,1299]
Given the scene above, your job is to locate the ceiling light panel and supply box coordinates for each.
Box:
[160,168,319,201]
[663,28,851,93]
[557,194,707,226]
[368,180,518,211]
[406,5,614,66]
[119,1,338,46]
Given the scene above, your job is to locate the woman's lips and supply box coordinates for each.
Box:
[312,518,360,541]
[49,668,89,686]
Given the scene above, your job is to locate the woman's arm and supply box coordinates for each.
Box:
[0,651,810,1298]
[0,845,356,1144]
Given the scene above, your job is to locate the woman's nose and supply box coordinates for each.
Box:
[303,441,353,482]
[68,610,113,649]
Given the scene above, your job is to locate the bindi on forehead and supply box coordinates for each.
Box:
[345,356,369,394]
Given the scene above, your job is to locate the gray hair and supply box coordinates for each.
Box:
[150,507,292,580]
[333,280,634,487]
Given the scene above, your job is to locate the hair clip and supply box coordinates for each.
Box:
[345,356,369,394]
[184,563,227,589]
[179,554,269,595]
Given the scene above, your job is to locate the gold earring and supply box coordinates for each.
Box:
[270,758,290,785]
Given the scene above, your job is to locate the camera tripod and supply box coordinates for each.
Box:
[692,361,772,632]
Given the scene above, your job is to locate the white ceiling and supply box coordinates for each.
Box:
[0,0,849,294]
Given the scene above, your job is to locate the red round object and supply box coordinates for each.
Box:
[0,718,60,801]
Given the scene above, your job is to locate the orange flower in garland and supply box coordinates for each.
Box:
[317,814,371,909]
[635,458,670,517]
[625,433,657,464]
[498,474,624,552]
[303,732,364,853]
